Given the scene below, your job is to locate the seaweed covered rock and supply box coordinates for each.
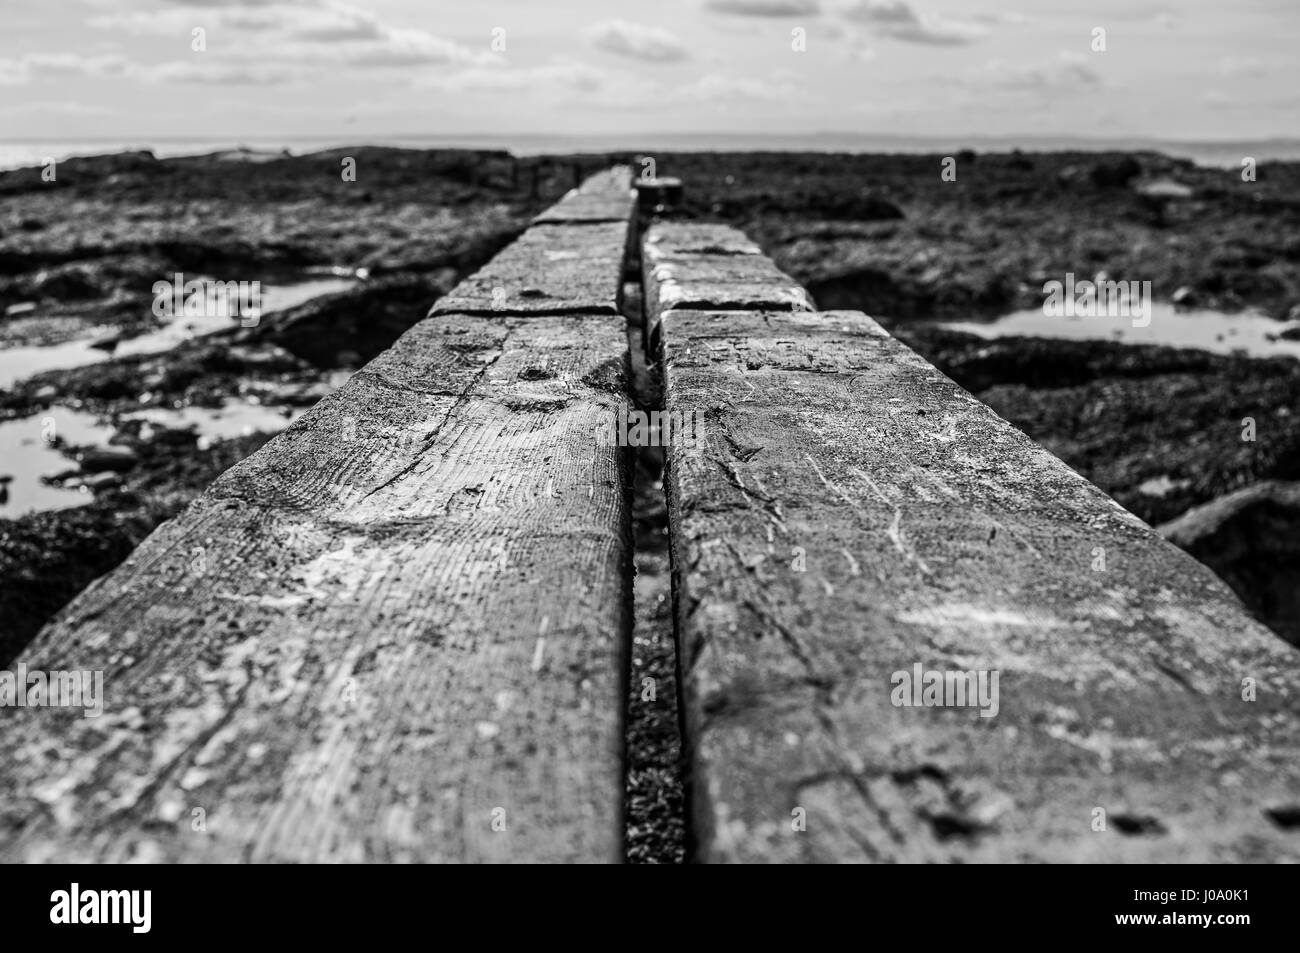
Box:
[1159,481,1300,646]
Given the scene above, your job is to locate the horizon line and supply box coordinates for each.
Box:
[6,132,1300,146]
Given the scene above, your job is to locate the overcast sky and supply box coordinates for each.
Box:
[1,0,1296,142]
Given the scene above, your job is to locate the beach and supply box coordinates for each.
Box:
[2,145,1299,865]
[4,144,1299,646]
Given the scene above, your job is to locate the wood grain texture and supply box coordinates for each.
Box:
[661,307,1300,863]
[642,222,812,361]
[1,165,640,863]
[431,168,633,317]
[0,309,634,863]
[429,222,630,316]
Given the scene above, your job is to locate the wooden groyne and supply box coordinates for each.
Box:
[0,170,637,863]
[2,168,1296,864]
[646,220,1300,862]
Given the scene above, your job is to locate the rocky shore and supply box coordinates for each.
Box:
[669,149,1300,646]
[2,145,1297,659]
[0,147,572,660]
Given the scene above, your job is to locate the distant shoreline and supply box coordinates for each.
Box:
[5,134,1300,172]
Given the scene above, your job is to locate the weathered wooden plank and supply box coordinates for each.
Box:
[429,222,629,316]
[634,177,684,216]
[642,222,812,354]
[662,306,1300,863]
[533,166,635,224]
[0,311,632,863]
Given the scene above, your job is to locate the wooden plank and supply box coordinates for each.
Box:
[533,167,635,224]
[429,222,629,316]
[642,222,812,355]
[0,310,632,863]
[661,307,1300,863]
[428,167,633,317]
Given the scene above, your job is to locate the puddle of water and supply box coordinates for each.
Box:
[0,336,121,392]
[1137,475,1191,498]
[125,402,305,450]
[305,265,371,281]
[0,399,307,517]
[1136,178,1194,198]
[941,304,1300,360]
[0,276,358,391]
[0,407,116,516]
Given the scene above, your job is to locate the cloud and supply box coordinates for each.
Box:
[0,47,309,87]
[157,0,312,6]
[669,70,804,104]
[969,11,1027,25]
[1218,56,1271,77]
[318,28,489,67]
[422,59,609,95]
[841,1,985,45]
[0,61,27,86]
[138,61,309,85]
[0,100,116,117]
[704,0,821,17]
[982,51,1101,90]
[26,53,130,75]
[0,53,130,85]
[289,6,387,41]
[89,1,491,71]
[843,1,914,24]
[586,20,689,63]
[88,8,284,34]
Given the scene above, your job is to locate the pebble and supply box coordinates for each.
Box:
[76,445,138,472]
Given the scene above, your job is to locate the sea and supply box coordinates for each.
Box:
[3,133,1299,172]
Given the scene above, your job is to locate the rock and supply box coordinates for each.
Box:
[1286,303,1300,322]
[4,301,37,317]
[76,445,138,473]
[1055,164,1088,186]
[1136,178,1194,199]
[81,471,123,491]
[62,151,161,179]
[839,193,904,221]
[1158,481,1300,646]
[89,332,123,353]
[225,344,298,367]
[1172,286,1197,308]
[33,265,101,300]
[262,380,333,406]
[1089,156,1142,188]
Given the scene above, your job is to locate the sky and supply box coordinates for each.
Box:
[0,0,1296,143]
